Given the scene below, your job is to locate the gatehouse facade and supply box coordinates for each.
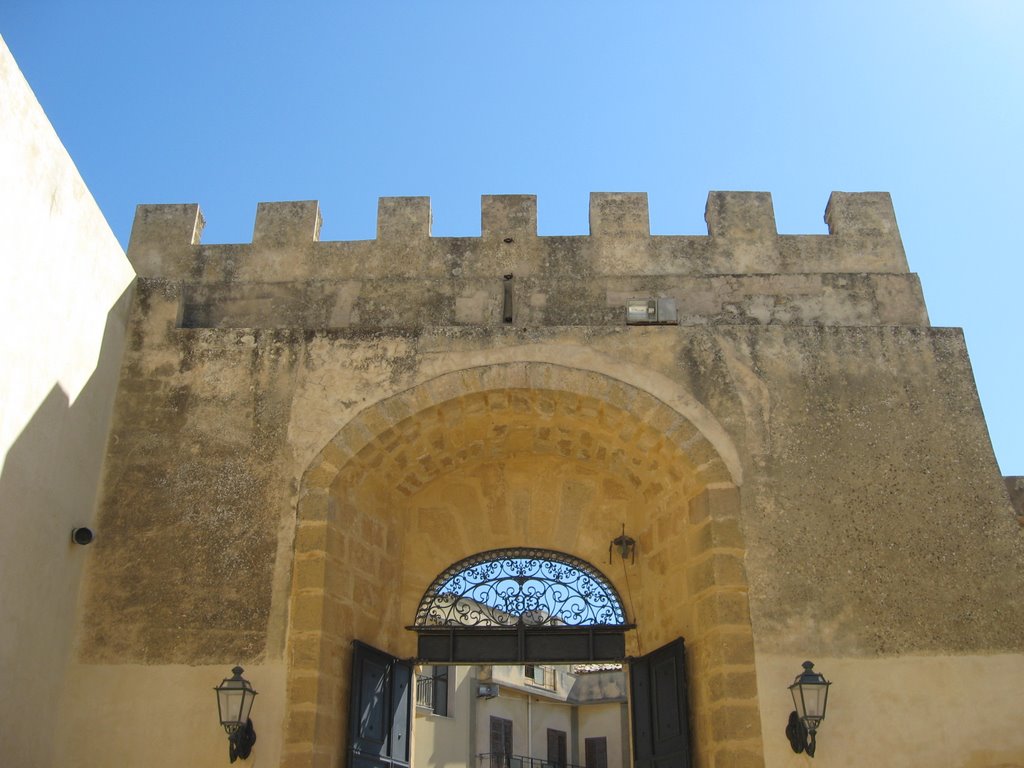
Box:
[64,192,1024,766]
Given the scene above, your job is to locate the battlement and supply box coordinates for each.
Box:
[128,192,907,279]
[126,192,928,330]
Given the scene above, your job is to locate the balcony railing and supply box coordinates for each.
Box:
[478,753,582,768]
[415,674,434,709]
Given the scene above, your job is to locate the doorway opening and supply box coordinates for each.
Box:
[284,364,763,766]
[350,549,690,768]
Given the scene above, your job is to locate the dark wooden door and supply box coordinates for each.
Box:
[490,716,513,765]
[348,641,412,768]
[585,736,608,768]
[547,728,567,767]
[630,638,691,768]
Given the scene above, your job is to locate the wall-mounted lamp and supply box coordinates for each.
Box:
[609,523,636,565]
[214,666,258,763]
[786,661,831,757]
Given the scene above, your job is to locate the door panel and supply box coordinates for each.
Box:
[585,737,608,768]
[548,728,567,767]
[630,638,691,768]
[390,658,411,764]
[490,716,513,762]
[349,641,412,768]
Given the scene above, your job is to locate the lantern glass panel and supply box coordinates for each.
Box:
[801,682,828,720]
[218,686,246,727]
[790,684,805,719]
[239,687,256,723]
[216,668,257,729]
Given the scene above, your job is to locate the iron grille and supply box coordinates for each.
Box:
[414,548,627,628]
[478,754,580,768]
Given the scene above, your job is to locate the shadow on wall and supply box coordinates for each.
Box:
[0,285,133,767]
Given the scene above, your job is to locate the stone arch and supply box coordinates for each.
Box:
[283,362,763,768]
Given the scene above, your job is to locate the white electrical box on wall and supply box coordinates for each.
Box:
[625,298,677,325]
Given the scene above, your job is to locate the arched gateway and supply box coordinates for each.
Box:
[283,362,762,767]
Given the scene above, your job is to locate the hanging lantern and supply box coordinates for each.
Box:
[609,523,636,565]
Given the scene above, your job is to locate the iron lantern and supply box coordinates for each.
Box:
[786,660,830,757]
[214,666,258,762]
[609,523,636,565]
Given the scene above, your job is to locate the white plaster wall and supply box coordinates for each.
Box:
[578,703,627,768]
[414,666,474,768]
[0,34,135,768]
[756,653,1024,768]
[478,691,529,759]
[53,663,287,768]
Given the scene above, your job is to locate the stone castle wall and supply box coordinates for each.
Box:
[126,192,927,330]
[65,192,1024,768]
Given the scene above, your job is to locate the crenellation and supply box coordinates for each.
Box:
[589,192,650,238]
[128,192,912,278]
[253,200,322,246]
[376,196,431,240]
[481,194,537,240]
[825,191,907,271]
[703,192,781,274]
[704,192,777,242]
[126,203,204,277]
[825,191,900,239]
[127,192,927,329]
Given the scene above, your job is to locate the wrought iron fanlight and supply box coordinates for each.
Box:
[414,548,627,628]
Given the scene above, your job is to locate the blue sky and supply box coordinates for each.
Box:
[3,2,1022,473]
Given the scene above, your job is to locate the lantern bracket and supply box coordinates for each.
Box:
[229,719,256,763]
[786,710,816,757]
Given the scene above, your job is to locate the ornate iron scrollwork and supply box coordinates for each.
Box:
[414,548,627,627]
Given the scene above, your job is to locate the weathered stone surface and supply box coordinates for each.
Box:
[1006,476,1024,524]
[76,193,1024,767]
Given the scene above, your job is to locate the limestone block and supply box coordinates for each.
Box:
[589,192,650,237]
[253,200,322,246]
[707,669,759,702]
[376,196,431,240]
[712,748,764,768]
[481,194,537,239]
[705,191,777,241]
[126,203,203,277]
[709,703,762,741]
[695,591,752,633]
[825,191,907,270]
[689,554,748,594]
[825,191,900,239]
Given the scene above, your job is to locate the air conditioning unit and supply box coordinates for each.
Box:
[477,683,499,699]
[626,298,677,325]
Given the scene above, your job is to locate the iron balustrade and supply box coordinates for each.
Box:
[478,753,581,768]
[415,674,434,709]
